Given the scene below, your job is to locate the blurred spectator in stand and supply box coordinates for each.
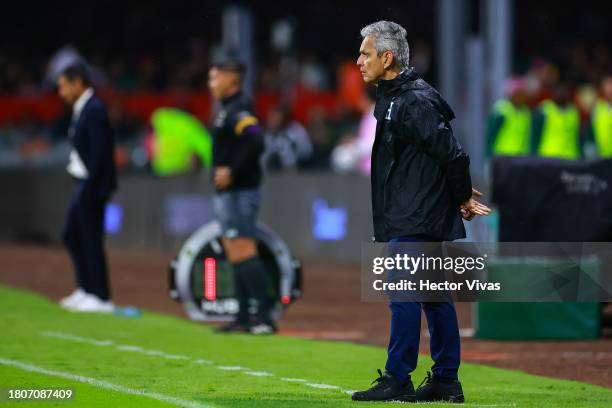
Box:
[108,60,136,90]
[299,53,329,90]
[331,86,376,175]
[575,84,598,120]
[337,59,365,113]
[355,86,377,175]
[148,108,212,176]
[261,105,313,171]
[328,58,369,171]
[257,61,281,91]
[485,77,532,158]
[592,44,611,81]
[17,111,50,162]
[526,59,559,107]
[584,76,612,158]
[136,56,163,90]
[305,105,335,168]
[531,82,582,159]
[107,104,142,143]
[330,105,364,164]
[410,40,432,81]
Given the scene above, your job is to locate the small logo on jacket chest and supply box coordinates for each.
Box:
[385,101,395,120]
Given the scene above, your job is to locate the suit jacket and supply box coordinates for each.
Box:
[71,95,117,199]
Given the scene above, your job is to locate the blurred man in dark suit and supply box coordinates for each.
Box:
[57,63,117,313]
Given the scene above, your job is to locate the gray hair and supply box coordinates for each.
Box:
[360,21,410,70]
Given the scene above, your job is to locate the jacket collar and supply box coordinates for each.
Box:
[221,90,243,107]
[377,68,419,98]
[374,69,419,120]
[72,87,94,121]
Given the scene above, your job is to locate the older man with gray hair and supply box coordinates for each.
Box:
[351,21,490,403]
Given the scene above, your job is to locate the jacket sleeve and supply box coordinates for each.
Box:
[82,106,113,197]
[228,110,264,179]
[404,100,473,204]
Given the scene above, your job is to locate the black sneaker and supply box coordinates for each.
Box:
[215,321,249,333]
[351,369,416,402]
[416,371,464,403]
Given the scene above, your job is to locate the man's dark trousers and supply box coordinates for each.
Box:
[62,181,110,301]
[385,235,460,384]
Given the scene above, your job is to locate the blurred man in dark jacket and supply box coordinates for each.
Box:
[57,63,117,313]
[262,105,313,171]
[351,21,490,404]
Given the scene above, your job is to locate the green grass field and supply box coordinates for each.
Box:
[1,285,611,408]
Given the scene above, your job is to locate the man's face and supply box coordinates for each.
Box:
[57,75,83,105]
[207,67,239,100]
[357,36,387,84]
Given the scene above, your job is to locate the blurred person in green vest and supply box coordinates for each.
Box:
[586,76,612,158]
[531,82,581,159]
[150,108,212,176]
[485,77,532,157]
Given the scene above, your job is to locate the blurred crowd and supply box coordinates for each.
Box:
[485,56,612,162]
[0,45,425,174]
[0,45,612,175]
[0,41,610,176]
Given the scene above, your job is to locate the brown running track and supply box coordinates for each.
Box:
[0,244,610,388]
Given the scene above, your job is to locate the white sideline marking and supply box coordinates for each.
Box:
[39,330,517,406]
[217,365,248,371]
[117,345,144,352]
[304,383,340,390]
[41,330,358,396]
[243,371,273,377]
[143,350,189,360]
[0,357,215,408]
[41,331,114,347]
[42,331,189,361]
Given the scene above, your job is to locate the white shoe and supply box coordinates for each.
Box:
[68,294,114,313]
[60,288,87,309]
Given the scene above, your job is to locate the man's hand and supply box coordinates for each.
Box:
[460,188,491,221]
[213,166,233,189]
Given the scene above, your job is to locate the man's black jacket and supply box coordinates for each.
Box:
[371,69,472,242]
[72,95,117,200]
[212,91,264,192]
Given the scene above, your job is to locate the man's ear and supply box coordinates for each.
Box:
[383,51,394,70]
